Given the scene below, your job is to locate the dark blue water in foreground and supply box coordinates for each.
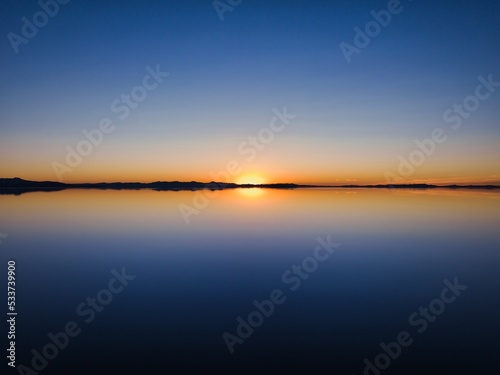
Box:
[1,189,499,374]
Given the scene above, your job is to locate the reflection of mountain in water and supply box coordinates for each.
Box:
[0,178,301,195]
[0,178,498,196]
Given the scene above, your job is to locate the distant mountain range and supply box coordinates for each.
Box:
[0,178,301,195]
[0,178,498,195]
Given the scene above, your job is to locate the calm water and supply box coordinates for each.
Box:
[1,189,499,374]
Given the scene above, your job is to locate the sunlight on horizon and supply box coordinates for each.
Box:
[236,175,266,185]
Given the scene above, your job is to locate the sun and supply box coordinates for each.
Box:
[236,174,267,197]
[236,175,266,185]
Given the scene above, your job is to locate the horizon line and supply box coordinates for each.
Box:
[1,177,500,189]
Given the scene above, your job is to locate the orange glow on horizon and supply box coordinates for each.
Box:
[236,175,266,185]
[1,170,499,186]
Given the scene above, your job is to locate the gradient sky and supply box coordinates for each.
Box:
[1,0,499,184]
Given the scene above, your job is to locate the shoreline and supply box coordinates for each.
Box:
[1,178,499,195]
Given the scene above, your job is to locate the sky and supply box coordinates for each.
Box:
[1,0,499,185]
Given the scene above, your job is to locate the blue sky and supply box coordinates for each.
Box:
[1,0,499,183]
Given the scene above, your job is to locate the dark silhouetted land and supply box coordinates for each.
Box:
[0,178,499,195]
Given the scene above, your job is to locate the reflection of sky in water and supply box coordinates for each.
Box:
[0,189,499,374]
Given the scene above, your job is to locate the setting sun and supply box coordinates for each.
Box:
[236,175,266,185]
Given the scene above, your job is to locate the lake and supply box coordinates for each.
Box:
[1,188,499,374]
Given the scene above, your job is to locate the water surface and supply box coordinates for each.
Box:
[1,189,499,374]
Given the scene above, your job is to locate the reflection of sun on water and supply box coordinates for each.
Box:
[238,187,265,197]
